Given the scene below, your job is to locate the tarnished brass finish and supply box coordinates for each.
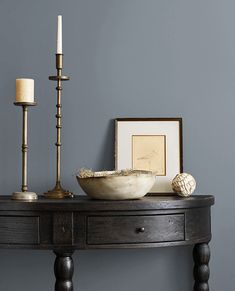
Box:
[49,76,69,81]
[56,53,63,69]
[14,102,37,106]
[12,102,37,201]
[12,191,37,201]
[22,105,28,192]
[45,54,73,199]
[44,182,72,199]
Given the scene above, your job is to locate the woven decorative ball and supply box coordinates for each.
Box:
[172,173,196,197]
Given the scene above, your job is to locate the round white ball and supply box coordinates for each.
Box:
[172,173,196,197]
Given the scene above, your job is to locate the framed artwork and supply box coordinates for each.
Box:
[115,118,183,194]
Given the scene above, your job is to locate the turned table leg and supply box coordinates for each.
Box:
[54,251,74,291]
[193,243,210,291]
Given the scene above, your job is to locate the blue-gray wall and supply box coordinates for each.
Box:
[0,0,231,290]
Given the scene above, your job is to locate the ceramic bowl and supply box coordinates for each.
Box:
[77,170,155,200]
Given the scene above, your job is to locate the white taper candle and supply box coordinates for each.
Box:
[57,15,62,54]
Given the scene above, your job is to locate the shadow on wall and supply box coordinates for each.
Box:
[95,119,115,171]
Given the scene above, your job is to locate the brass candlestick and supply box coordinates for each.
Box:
[44,54,73,199]
[12,102,37,201]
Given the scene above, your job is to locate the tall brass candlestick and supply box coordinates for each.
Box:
[12,102,37,200]
[44,54,73,199]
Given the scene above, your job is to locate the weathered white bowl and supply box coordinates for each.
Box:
[77,170,155,200]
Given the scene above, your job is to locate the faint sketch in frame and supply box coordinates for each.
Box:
[132,135,166,176]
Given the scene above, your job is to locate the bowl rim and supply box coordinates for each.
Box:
[77,170,155,179]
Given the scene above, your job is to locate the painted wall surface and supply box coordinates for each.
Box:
[0,0,232,290]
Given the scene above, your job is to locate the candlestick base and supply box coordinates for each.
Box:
[44,183,73,199]
[11,191,38,201]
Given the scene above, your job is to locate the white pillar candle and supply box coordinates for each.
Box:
[57,15,62,54]
[15,79,34,103]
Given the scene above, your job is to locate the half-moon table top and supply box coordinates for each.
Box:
[0,194,214,211]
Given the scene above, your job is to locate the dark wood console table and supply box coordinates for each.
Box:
[0,195,214,291]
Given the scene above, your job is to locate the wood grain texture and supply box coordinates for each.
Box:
[53,212,73,245]
[0,195,214,249]
[87,214,184,245]
[185,208,211,241]
[0,195,214,211]
[0,216,39,244]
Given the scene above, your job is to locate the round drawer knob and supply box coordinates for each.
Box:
[136,227,145,233]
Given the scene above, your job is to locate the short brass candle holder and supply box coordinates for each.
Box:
[44,54,73,199]
[12,102,37,201]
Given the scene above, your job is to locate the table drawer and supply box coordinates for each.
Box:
[0,216,39,245]
[87,214,184,245]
